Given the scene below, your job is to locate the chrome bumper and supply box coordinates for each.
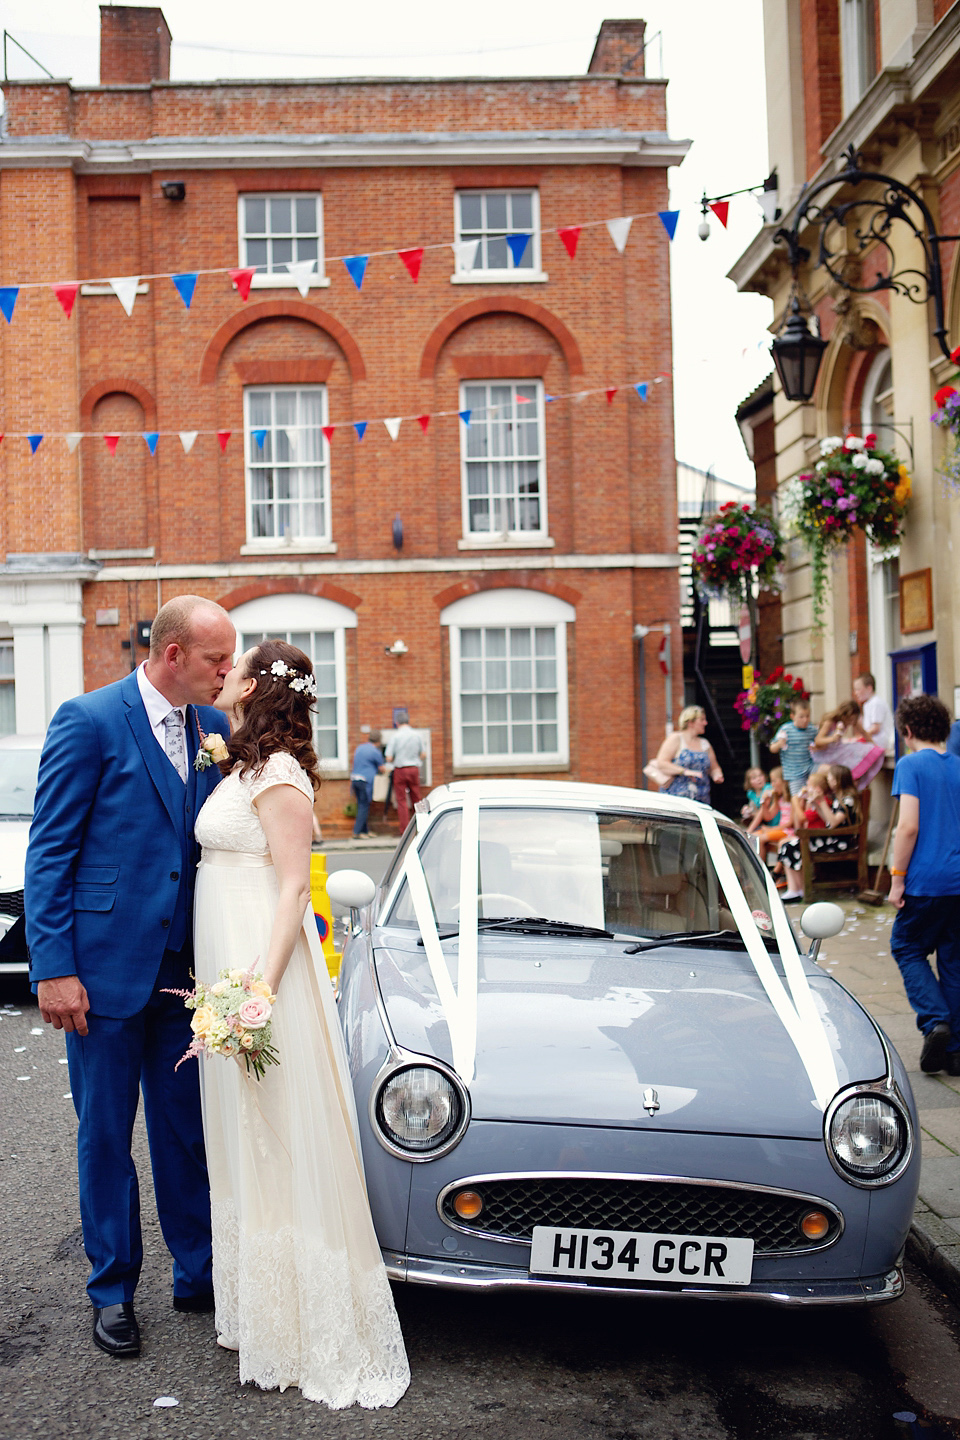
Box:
[383,1250,905,1306]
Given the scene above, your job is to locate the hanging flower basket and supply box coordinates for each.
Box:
[690,502,784,606]
[790,434,910,627]
[734,666,810,744]
[931,347,960,490]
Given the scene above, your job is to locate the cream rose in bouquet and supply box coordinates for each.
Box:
[165,967,279,1079]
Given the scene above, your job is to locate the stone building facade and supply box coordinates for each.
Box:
[0,8,686,825]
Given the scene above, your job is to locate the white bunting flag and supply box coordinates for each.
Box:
[451,240,479,273]
[283,427,299,456]
[65,433,82,454]
[383,417,402,441]
[285,259,316,298]
[179,431,198,454]
[605,217,633,254]
[109,276,140,316]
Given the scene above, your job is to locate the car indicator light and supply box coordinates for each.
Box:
[453,1190,484,1220]
[799,1209,830,1241]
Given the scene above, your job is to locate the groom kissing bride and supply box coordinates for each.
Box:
[26,595,408,1409]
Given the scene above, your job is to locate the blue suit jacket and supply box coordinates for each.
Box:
[25,670,228,1018]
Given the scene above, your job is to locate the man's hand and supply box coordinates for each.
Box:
[37,975,90,1035]
[887,876,906,910]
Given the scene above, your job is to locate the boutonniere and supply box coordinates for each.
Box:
[194,718,230,771]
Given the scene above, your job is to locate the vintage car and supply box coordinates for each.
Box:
[329,779,919,1306]
[0,734,43,976]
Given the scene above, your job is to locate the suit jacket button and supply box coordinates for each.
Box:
[170,871,179,881]
[161,918,170,929]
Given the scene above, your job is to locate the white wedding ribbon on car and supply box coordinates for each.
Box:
[403,796,839,1108]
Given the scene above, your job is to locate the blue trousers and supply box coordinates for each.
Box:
[890,893,960,1049]
[351,778,373,836]
[65,949,212,1307]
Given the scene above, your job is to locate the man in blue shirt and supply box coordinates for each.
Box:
[889,694,960,1074]
[350,729,384,838]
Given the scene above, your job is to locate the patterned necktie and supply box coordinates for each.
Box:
[162,710,188,784]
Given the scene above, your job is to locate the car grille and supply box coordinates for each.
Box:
[439,1176,841,1254]
[0,889,24,921]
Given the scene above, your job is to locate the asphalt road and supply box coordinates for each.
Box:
[4,983,960,1440]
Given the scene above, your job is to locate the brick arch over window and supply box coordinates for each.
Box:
[80,378,157,428]
[199,301,366,384]
[217,577,363,612]
[419,298,583,380]
[84,391,151,551]
[432,575,582,610]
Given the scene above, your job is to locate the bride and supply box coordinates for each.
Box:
[193,639,410,1408]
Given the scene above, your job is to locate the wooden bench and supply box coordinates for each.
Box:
[797,824,867,896]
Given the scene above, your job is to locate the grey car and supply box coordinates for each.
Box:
[331,779,919,1306]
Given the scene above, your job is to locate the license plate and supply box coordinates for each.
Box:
[529,1226,754,1286]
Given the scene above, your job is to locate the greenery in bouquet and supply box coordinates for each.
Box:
[734,666,810,744]
[690,502,784,605]
[790,434,910,627]
[931,350,960,490]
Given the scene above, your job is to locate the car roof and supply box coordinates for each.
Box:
[422,778,715,821]
[0,733,44,749]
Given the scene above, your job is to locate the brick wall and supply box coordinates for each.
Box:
[801,0,842,179]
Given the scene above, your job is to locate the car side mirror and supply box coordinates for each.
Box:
[799,901,845,961]
[326,869,377,934]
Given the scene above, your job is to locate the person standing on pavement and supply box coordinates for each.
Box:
[888,693,960,1076]
[853,672,895,753]
[24,596,236,1358]
[349,729,384,838]
[384,714,425,832]
[768,697,814,797]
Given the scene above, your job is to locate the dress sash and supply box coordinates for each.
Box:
[201,849,273,868]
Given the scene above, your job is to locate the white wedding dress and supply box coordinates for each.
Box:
[193,752,410,1408]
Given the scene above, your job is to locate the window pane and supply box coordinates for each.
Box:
[460,628,482,658]
[454,621,561,761]
[245,387,328,545]
[244,197,266,233]
[295,236,318,265]
[486,694,508,723]
[485,628,506,657]
[487,725,509,754]
[459,381,545,539]
[486,193,507,229]
[295,196,317,232]
[272,237,293,268]
[510,192,532,229]
[461,659,483,691]
[246,238,268,271]
[460,194,482,230]
[486,235,508,271]
[270,197,292,233]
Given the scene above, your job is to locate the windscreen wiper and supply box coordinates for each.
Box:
[624,929,743,955]
[420,916,618,944]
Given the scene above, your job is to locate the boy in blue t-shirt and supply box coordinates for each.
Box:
[889,694,960,1075]
[769,698,813,797]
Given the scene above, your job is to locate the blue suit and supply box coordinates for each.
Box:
[25,670,228,1306]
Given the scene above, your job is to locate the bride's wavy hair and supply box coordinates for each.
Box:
[221,639,322,793]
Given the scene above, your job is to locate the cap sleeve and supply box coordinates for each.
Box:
[247,751,314,805]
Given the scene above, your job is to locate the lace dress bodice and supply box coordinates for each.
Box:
[195,752,314,855]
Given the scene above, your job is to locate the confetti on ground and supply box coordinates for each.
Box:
[63,1093,72,1099]
[6,1010,21,1016]
[14,1046,25,1052]
[153,1397,179,1408]
[16,1076,30,1081]
[30,1027,43,1035]
[59,1058,68,1064]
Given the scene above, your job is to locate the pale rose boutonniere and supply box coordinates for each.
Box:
[194,720,230,772]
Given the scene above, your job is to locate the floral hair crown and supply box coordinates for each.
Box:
[259,658,318,700]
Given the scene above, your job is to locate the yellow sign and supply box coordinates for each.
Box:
[309,852,339,979]
[742,664,754,690]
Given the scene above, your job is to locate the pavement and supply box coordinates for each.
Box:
[815,895,960,1305]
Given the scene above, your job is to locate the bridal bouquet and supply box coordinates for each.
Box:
[168,968,279,1079]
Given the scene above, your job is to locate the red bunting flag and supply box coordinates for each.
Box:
[52,283,80,318]
[557,226,581,260]
[322,425,335,442]
[217,431,231,452]
[417,415,430,434]
[399,248,424,283]
[605,388,618,404]
[708,201,730,229]
[229,268,256,302]
[104,434,120,455]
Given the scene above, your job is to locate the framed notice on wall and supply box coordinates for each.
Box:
[899,568,933,634]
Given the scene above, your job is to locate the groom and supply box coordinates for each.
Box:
[25,595,236,1358]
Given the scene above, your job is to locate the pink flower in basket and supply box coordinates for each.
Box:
[238,996,271,1030]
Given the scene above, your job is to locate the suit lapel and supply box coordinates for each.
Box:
[122,671,185,836]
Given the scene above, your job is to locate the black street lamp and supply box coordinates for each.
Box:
[767,145,959,403]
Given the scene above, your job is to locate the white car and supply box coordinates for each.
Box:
[0,734,43,975]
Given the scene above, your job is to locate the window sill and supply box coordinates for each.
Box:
[89,547,155,560]
[457,535,555,550]
[451,271,549,285]
[248,273,331,290]
[80,283,149,296]
[453,760,569,775]
[240,541,337,555]
[318,766,349,780]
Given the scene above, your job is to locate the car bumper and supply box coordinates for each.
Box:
[383,1249,905,1306]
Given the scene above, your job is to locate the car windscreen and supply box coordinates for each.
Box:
[0,748,40,818]
[387,806,775,938]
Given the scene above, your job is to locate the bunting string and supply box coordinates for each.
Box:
[0,375,668,452]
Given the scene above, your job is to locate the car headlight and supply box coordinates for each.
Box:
[373,1064,469,1160]
[826,1091,911,1185]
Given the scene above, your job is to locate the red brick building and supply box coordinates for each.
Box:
[0,7,686,826]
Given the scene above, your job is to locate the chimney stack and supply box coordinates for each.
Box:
[588,19,647,77]
[99,6,171,85]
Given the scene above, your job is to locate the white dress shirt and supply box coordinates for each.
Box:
[136,663,187,753]
[862,692,894,753]
[385,724,423,768]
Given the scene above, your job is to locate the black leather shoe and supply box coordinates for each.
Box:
[945,1051,960,1077]
[920,1022,952,1073]
[173,1291,215,1314]
[93,1302,140,1358]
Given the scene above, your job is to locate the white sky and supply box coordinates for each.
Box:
[3,0,774,486]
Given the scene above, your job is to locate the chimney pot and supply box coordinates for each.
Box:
[587,19,647,77]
